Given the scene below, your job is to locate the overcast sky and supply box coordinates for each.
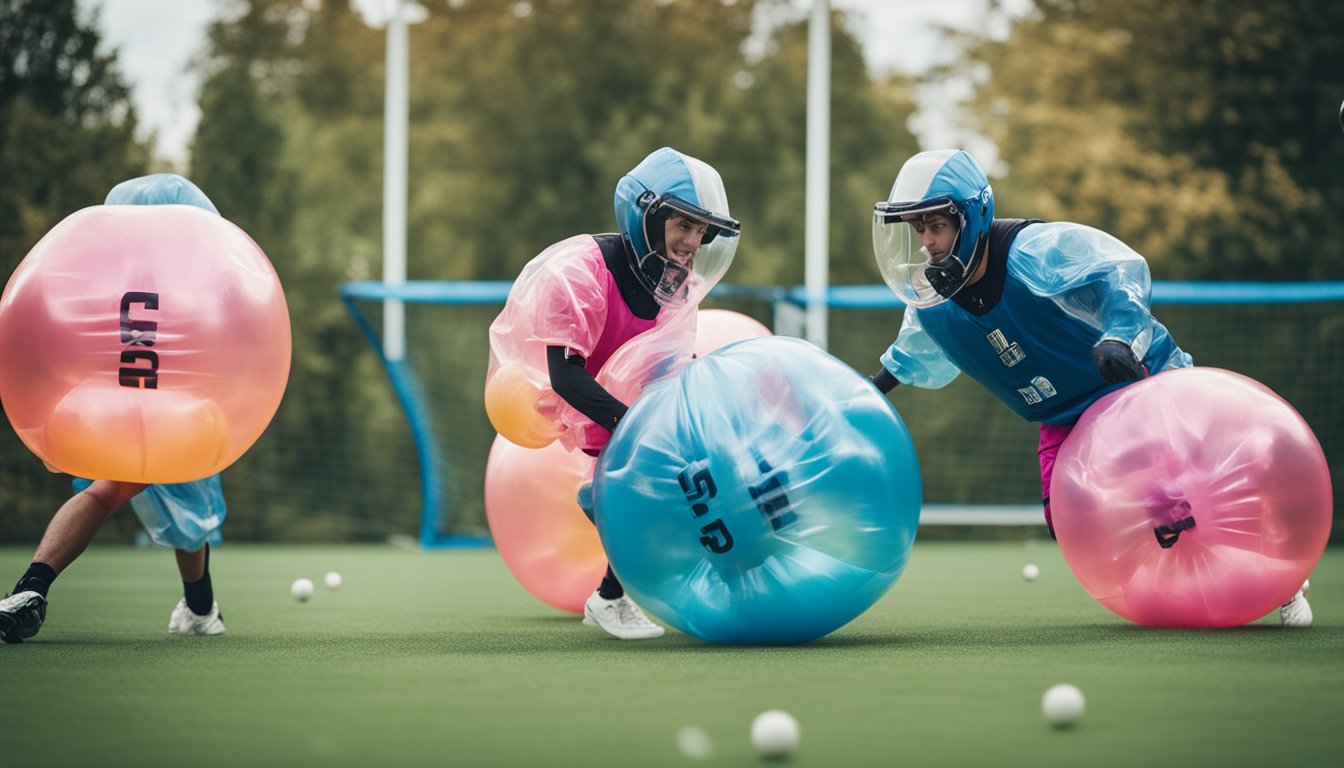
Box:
[79,0,996,166]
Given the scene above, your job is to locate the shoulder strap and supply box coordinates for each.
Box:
[987,218,1042,263]
[594,233,659,319]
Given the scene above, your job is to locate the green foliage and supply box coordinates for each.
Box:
[133,0,918,542]
[0,0,149,539]
[5,0,1340,544]
[187,0,418,541]
[0,0,149,276]
[949,0,1344,280]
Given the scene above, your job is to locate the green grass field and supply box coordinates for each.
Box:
[2,540,1340,767]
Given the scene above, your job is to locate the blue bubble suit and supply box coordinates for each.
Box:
[594,336,921,644]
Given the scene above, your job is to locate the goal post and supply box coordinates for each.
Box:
[342,279,1344,547]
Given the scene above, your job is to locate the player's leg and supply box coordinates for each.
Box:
[167,544,225,636]
[575,479,664,640]
[1037,424,1074,541]
[2,480,145,643]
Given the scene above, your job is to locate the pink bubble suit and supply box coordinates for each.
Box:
[483,301,768,613]
[692,308,771,358]
[484,235,699,454]
[481,235,699,609]
[484,145,741,610]
[0,205,291,484]
[484,435,601,613]
[1051,367,1332,627]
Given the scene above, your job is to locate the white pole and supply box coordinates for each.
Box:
[382,0,409,361]
[804,0,831,349]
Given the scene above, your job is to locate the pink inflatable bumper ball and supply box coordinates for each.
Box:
[693,308,771,357]
[484,435,605,613]
[0,205,291,483]
[1051,367,1332,627]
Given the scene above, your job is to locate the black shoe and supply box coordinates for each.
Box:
[0,591,47,644]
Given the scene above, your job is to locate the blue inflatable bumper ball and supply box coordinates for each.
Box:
[594,336,921,643]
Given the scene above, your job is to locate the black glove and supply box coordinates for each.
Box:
[869,367,900,394]
[1092,340,1144,384]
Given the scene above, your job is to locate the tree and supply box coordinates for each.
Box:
[172,0,926,541]
[0,0,148,278]
[717,10,920,286]
[186,0,420,540]
[946,0,1344,280]
[0,0,150,542]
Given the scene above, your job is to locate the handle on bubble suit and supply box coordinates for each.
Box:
[1152,500,1196,549]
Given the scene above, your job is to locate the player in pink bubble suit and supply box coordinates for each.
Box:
[1,175,240,644]
[487,147,740,639]
[866,149,1311,627]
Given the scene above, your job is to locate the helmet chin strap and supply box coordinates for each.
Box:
[637,249,690,306]
[925,230,987,298]
[926,260,965,298]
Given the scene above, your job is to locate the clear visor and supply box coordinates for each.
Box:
[636,233,739,308]
[640,195,741,308]
[872,200,965,309]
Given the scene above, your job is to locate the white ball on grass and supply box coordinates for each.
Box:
[1042,683,1085,727]
[291,577,315,603]
[676,725,712,759]
[750,710,799,759]
[325,571,343,590]
[1022,563,1040,581]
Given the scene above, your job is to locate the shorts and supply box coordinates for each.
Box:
[1037,423,1074,539]
[74,475,226,552]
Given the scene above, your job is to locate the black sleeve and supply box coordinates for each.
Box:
[547,345,629,433]
[869,366,899,394]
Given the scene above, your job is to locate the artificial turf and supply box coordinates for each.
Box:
[1,540,1340,767]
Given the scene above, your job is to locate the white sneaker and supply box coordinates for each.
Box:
[0,590,47,644]
[582,592,664,640]
[1280,580,1312,628]
[168,599,226,636]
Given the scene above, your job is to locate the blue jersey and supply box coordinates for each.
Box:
[880,221,1191,425]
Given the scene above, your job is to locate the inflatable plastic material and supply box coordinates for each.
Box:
[0,205,291,483]
[594,336,921,643]
[484,362,564,449]
[484,435,604,613]
[1051,367,1333,627]
[485,235,697,452]
[692,308,771,358]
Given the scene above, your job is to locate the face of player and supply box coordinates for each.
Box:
[663,214,709,265]
[909,213,959,264]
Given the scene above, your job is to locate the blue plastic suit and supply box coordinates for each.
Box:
[880,221,1192,424]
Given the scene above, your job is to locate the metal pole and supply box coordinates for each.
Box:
[804,0,831,349]
[382,0,409,361]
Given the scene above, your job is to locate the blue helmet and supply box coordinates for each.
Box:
[614,148,740,308]
[873,149,994,308]
[105,174,220,214]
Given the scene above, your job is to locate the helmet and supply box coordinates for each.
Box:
[872,149,993,308]
[105,174,219,213]
[614,147,740,308]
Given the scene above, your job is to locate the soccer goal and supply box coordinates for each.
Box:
[341,280,1344,548]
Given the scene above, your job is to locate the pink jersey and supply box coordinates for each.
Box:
[488,235,696,453]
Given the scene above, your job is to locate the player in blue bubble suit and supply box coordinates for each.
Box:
[865,148,1311,627]
[0,174,231,644]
